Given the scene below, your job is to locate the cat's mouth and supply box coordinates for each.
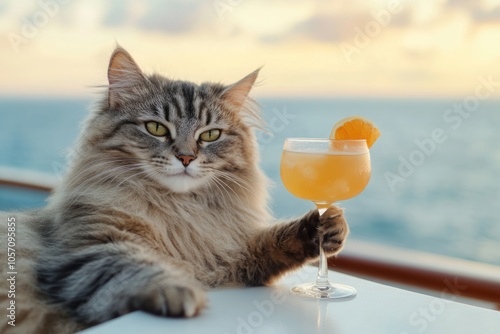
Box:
[170,170,197,178]
[159,169,206,193]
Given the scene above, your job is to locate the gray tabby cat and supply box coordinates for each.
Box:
[0,47,348,333]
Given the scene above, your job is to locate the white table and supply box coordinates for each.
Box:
[81,266,500,334]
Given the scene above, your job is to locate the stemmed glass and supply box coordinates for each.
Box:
[280,138,371,299]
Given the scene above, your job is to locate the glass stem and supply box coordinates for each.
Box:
[315,207,332,291]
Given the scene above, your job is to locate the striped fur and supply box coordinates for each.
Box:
[0,47,349,333]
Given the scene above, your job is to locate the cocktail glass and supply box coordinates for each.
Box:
[280,138,371,299]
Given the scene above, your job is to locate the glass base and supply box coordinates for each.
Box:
[291,282,357,299]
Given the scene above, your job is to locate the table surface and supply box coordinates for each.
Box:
[80,266,500,334]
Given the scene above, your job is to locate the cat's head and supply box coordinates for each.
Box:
[83,47,263,194]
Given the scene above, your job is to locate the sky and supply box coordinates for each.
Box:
[1,0,500,98]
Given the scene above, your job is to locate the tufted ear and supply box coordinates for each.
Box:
[107,47,145,108]
[221,68,260,111]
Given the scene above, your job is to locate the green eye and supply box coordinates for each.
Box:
[146,121,168,137]
[199,129,221,142]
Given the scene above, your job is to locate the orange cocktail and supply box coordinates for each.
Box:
[281,149,371,203]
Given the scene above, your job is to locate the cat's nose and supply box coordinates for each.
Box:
[176,154,196,167]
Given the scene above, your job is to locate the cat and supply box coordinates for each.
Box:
[0,46,349,333]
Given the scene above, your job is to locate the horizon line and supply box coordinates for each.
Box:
[1,93,499,101]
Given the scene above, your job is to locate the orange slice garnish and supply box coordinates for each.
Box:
[330,116,380,148]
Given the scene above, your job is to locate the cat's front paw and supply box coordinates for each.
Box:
[298,205,349,259]
[319,205,349,256]
[132,279,207,318]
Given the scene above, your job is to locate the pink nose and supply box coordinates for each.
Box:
[176,154,196,167]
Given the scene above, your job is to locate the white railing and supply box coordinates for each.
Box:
[0,166,57,192]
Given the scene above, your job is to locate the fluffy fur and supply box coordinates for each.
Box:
[0,47,349,333]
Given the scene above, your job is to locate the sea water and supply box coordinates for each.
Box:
[1,97,499,266]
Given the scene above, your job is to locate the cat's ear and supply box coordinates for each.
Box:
[107,47,145,108]
[221,68,260,111]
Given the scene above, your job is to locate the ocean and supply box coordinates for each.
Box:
[1,97,499,266]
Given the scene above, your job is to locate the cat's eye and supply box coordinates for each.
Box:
[199,129,221,142]
[145,121,168,137]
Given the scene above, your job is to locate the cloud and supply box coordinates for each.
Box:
[260,1,414,44]
[256,0,499,45]
[471,7,500,23]
[446,0,500,23]
[291,14,368,43]
[101,0,212,35]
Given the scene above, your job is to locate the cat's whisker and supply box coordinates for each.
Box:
[208,172,246,201]
[68,161,143,193]
[207,174,234,200]
[137,168,161,186]
[210,170,253,199]
[63,156,157,209]
[102,162,148,186]
[211,169,253,189]
[87,163,146,188]
[63,157,145,189]
[63,160,118,188]
[114,166,156,189]
[64,162,147,208]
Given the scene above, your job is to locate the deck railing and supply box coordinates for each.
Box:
[1,169,499,310]
[330,241,500,310]
[0,167,57,192]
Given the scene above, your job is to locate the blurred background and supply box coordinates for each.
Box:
[1,0,500,266]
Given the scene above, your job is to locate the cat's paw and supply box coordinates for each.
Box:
[318,205,349,256]
[298,205,348,259]
[132,279,207,318]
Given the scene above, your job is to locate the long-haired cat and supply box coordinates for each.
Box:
[0,47,348,333]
